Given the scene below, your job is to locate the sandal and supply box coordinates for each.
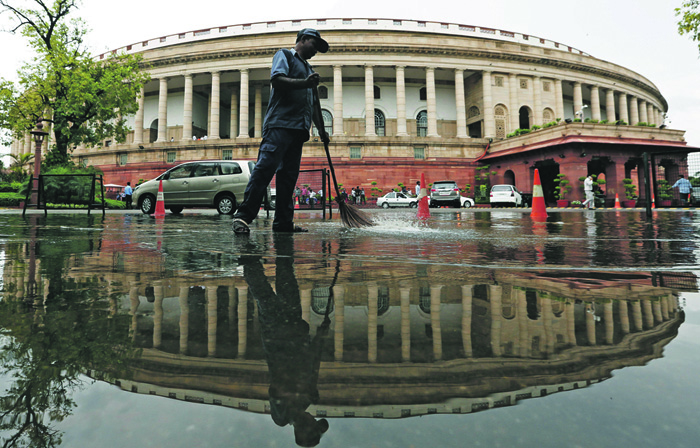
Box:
[232,218,250,234]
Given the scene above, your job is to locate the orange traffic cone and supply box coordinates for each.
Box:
[417,173,430,219]
[295,197,300,209]
[152,179,166,217]
[651,192,656,209]
[614,193,621,209]
[530,169,548,220]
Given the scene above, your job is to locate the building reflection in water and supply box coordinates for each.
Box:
[0,232,692,446]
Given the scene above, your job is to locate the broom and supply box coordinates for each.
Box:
[313,87,374,228]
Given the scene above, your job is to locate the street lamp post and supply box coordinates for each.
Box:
[29,120,48,205]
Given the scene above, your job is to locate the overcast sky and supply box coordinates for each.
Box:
[1,0,698,154]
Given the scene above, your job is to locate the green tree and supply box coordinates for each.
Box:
[676,1,700,52]
[7,152,34,179]
[0,0,149,166]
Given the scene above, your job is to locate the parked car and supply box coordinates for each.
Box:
[461,196,475,208]
[490,184,523,207]
[430,180,461,208]
[133,160,255,215]
[376,191,418,208]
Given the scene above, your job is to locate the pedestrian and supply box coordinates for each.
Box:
[350,187,356,205]
[672,174,692,205]
[582,175,595,209]
[360,187,366,205]
[231,29,329,234]
[123,182,133,210]
[415,181,421,196]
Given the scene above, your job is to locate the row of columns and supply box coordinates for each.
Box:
[125,281,678,363]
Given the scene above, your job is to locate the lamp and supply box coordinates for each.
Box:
[29,120,48,205]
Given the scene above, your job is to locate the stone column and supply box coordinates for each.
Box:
[134,86,145,144]
[238,69,249,138]
[431,285,443,360]
[129,284,139,341]
[364,65,376,136]
[585,303,596,345]
[591,85,601,121]
[619,93,629,123]
[254,84,263,138]
[566,300,576,346]
[555,79,565,121]
[230,91,238,138]
[533,76,543,126]
[619,300,630,334]
[515,289,530,355]
[400,286,411,362]
[647,103,655,126]
[639,100,648,123]
[573,82,583,119]
[237,286,248,358]
[541,294,553,355]
[368,284,378,363]
[426,67,440,137]
[333,285,344,362]
[333,65,344,136]
[631,300,643,331]
[660,296,669,321]
[604,301,614,345]
[183,74,194,141]
[461,285,473,357]
[482,71,495,138]
[642,299,653,328]
[629,97,640,125]
[153,283,164,348]
[604,88,615,123]
[489,285,501,356]
[179,286,189,354]
[395,66,409,136]
[207,286,218,356]
[454,69,468,137]
[209,72,221,139]
[652,299,663,324]
[157,78,169,142]
[509,74,520,132]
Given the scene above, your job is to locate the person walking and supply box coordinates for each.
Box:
[415,181,421,197]
[582,175,595,209]
[123,182,133,210]
[360,187,366,205]
[672,174,693,205]
[232,28,329,234]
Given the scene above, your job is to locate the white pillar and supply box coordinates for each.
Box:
[207,286,218,356]
[431,285,443,360]
[209,72,220,139]
[591,85,601,121]
[639,99,648,123]
[619,300,630,334]
[183,74,193,141]
[238,69,249,138]
[619,93,629,124]
[573,82,583,119]
[555,79,565,120]
[157,77,169,142]
[153,284,164,348]
[482,71,495,137]
[333,285,345,362]
[509,73,519,131]
[368,284,378,363]
[237,286,248,358]
[461,285,473,357]
[455,69,468,138]
[426,67,439,137]
[179,286,189,354]
[134,86,145,144]
[254,84,263,138]
[364,65,376,136]
[630,97,640,125]
[333,65,344,136]
[400,286,411,362]
[395,66,408,136]
[604,88,615,123]
[533,76,543,126]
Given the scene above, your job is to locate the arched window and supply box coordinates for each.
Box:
[311,287,334,315]
[494,104,508,139]
[519,106,531,130]
[419,87,427,101]
[374,85,381,99]
[418,286,431,314]
[468,106,480,119]
[318,85,329,99]
[416,110,428,137]
[313,109,333,136]
[543,108,554,123]
[377,286,390,316]
[375,109,385,136]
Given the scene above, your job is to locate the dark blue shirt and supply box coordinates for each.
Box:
[263,49,315,136]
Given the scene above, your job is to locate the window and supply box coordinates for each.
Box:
[468,106,480,118]
[343,19,352,24]
[419,287,431,313]
[318,85,328,99]
[220,162,243,174]
[167,151,176,163]
[160,37,166,43]
[194,163,217,177]
[222,149,232,160]
[495,76,504,87]
[543,108,554,123]
[178,33,186,39]
[311,287,333,315]
[520,79,528,89]
[416,111,428,137]
[419,87,427,101]
[313,109,333,136]
[393,20,402,26]
[374,85,381,99]
[119,154,127,166]
[79,157,87,167]
[105,140,112,147]
[374,109,385,136]
[495,104,508,139]
[369,19,378,25]
[168,164,193,179]
[543,81,551,92]
[414,147,425,159]
[418,21,426,27]
[350,146,362,159]
[377,286,390,315]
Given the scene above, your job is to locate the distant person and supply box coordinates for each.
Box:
[415,181,421,196]
[360,187,366,204]
[672,175,692,205]
[123,182,133,209]
[582,175,595,209]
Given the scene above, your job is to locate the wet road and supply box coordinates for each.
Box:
[0,208,699,447]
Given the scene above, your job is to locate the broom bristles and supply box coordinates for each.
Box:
[338,200,374,228]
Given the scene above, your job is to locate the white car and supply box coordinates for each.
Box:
[490,184,523,207]
[461,196,475,208]
[376,192,418,208]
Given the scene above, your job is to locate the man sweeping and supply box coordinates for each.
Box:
[233,28,329,235]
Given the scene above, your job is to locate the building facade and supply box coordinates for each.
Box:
[9,18,692,205]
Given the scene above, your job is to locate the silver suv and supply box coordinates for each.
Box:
[133,160,255,215]
[430,180,461,208]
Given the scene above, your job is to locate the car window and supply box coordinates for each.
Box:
[221,162,243,175]
[168,165,193,179]
[398,193,407,199]
[193,163,217,177]
[492,185,512,192]
[434,183,456,189]
[387,192,396,199]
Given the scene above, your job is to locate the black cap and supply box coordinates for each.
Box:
[296,28,329,53]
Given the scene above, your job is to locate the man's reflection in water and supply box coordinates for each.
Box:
[241,234,330,447]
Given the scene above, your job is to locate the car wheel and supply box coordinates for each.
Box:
[382,202,390,209]
[216,195,236,215]
[139,194,156,214]
[409,202,417,208]
[463,200,472,208]
[169,206,184,215]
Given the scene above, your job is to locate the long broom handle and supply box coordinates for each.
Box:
[313,87,343,202]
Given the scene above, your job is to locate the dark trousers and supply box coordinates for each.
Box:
[125,194,132,209]
[234,128,308,231]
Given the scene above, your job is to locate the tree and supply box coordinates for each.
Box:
[7,152,34,178]
[676,1,700,53]
[0,0,149,166]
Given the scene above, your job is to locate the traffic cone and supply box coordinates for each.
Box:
[614,193,621,209]
[295,196,299,209]
[530,169,548,220]
[651,192,656,209]
[152,179,166,217]
[417,173,430,219]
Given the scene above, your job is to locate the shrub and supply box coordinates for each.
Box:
[553,173,571,200]
[573,118,582,122]
[600,119,609,124]
[635,122,649,127]
[614,120,628,125]
[622,178,638,200]
[530,124,542,131]
[542,121,558,128]
[657,180,673,199]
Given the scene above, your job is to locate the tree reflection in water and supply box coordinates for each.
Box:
[0,279,138,448]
